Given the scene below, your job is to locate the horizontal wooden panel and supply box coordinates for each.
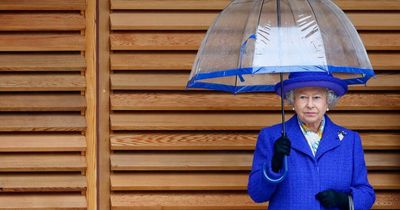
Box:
[0,194,86,209]
[369,53,400,70]
[111,92,400,111]
[0,35,85,51]
[111,152,400,171]
[111,152,251,171]
[0,13,85,31]
[0,154,86,172]
[110,53,194,70]
[0,54,86,71]
[111,0,229,10]
[110,0,400,10]
[111,172,399,191]
[111,72,400,91]
[110,12,400,30]
[0,74,85,91]
[110,52,400,70]
[0,94,86,111]
[0,174,86,192]
[0,114,86,132]
[110,32,400,51]
[349,13,400,30]
[0,0,86,10]
[0,134,86,152]
[110,132,400,151]
[111,112,400,131]
[111,192,399,209]
[360,32,400,50]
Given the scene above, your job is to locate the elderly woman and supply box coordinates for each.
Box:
[248,72,375,210]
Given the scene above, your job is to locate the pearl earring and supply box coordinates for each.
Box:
[326,108,329,111]
[292,107,295,111]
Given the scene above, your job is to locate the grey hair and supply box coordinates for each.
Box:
[285,89,339,109]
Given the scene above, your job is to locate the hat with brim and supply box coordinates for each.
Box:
[274,72,348,97]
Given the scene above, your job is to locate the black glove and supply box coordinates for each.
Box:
[271,135,291,172]
[316,190,349,210]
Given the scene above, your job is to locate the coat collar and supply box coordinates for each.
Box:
[285,115,342,160]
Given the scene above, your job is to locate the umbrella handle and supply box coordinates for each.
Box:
[262,156,288,183]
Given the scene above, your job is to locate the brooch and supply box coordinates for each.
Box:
[337,130,347,141]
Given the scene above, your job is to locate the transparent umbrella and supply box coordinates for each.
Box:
[186,0,375,182]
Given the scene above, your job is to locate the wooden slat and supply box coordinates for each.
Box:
[111,152,251,171]
[111,0,230,10]
[0,194,87,209]
[111,192,400,210]
[111,172,399,191]
[110,132,400,151]
[0,54,86,71]
[0,74,85,91]
[0,0,86,10]
[0,35,85,51]
[110,32,400,51]
[0,174,86,192]
[0,134,86,152]
[0,13,85,31]
[361,32,400,50]
[111,152,400,171]
[111,72,400,91]
[0,154,86,172]
[110,53,194,70]
[369,53,400,70]
[110,12,400,30]
[110,0,400,11]
[111,92,400,111]
[110,52,400,70]
[0,114,86,132]
[348,13,400,30]
[111,112,400,131]
[0,94,86,111]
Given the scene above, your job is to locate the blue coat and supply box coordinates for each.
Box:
[248,115,375,210]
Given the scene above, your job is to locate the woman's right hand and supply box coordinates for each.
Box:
[272,135,291,172]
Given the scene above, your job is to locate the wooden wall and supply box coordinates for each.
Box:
[0,0,96,209]
[106,0,400,209]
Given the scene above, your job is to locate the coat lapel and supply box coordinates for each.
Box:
[315,115,341,160]
[286,115,314,159]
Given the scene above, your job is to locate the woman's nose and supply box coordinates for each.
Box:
[306,98,314,108]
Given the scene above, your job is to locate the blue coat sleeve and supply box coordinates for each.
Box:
[351,132,376,210]
[248,128,284,202]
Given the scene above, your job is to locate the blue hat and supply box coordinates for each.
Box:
[274,72,348,97]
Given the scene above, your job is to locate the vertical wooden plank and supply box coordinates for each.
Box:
[85,0,97,209]
[99,0,110,209]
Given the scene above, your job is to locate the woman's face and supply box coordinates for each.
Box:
[293,87,328,129]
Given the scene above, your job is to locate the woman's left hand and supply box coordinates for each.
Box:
[315,189,349,209]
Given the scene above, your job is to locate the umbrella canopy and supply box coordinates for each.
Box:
[187,0,375,93]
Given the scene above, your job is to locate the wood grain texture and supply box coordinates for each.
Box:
[0,0,86,10]
[110,32,400,51]
[369,53,400,70]
[0,194,87,209]
[0,74,85,91]
[111,172,399,191]
[110,12,400,30]
[111,92,400,111]
[0,94,86,111]
[110,112,400,131]
[111,72,400,91]
[0,13,85,31]
[111,152,400,171]
[111,191,400,209]
[0,114,86,132]
[0,134,86,152]
[110,53,194,70]
[0,34,85,51]
[0,174,86,192]
[0,154,86,172]
[110,132,400,150]
[110,0,400,10]
[0,54,86,71]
